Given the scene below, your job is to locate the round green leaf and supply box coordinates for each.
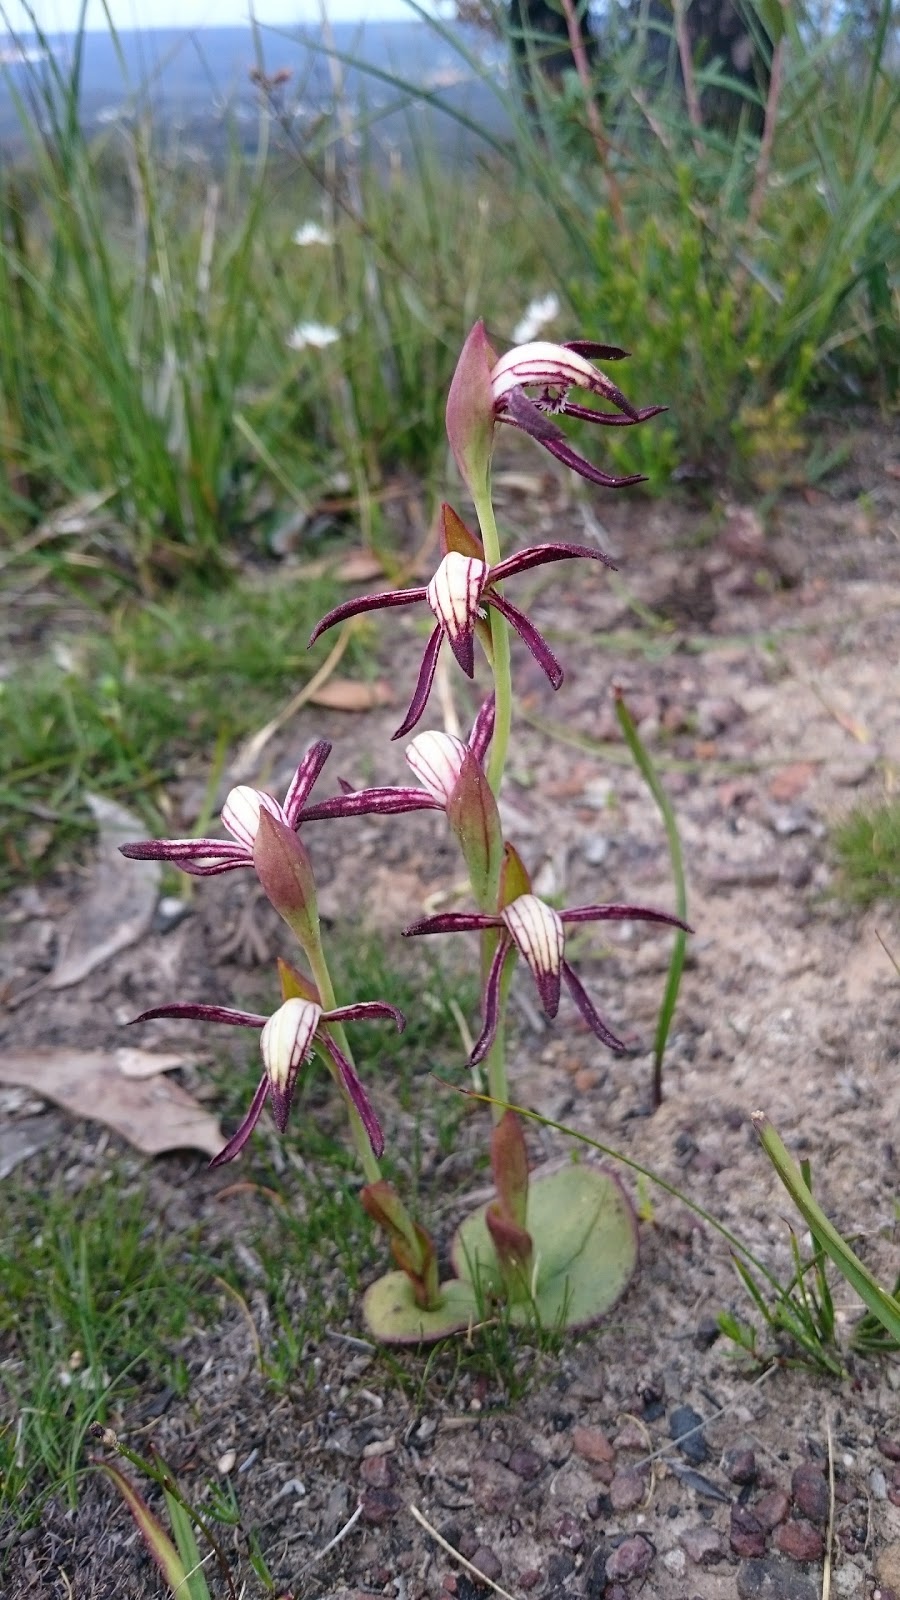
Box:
[451,1164,638,1329]
[363,1272,481,1344]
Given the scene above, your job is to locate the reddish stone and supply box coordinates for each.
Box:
[791,1463,828,1524]
[572,1425,615,1463]
[754,1488,792,1531]
[609,1471,646,1512]
[360,1453,395,1489]
[590,1459,615,1486]
[889,1488,900,1509]
[774,1519,824,1563]
[360,1488,401,1524]
[876,1437,900,1461]
[730,1503,767,1558]
[605,1537,654,1581]
[724,1448,758,1484]
[518,1571,542,1592]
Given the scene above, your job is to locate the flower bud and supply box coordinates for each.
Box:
[445,320,498,499]
[252,807,320,955]
[445,749,503,910]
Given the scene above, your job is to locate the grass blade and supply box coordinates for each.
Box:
[614,687,688,1107]
[752,1112,900,1345]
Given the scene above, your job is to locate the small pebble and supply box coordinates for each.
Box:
[609,1471,646,1512]
[754,1488,792,1530]
[360,1488,401,1524]
[612,1420,646,1451]
[518,1570,542,1592]
[360,1453,394,1489]
[471,1546,502,1582]
[730,1503,767,1559]
[605,1536,654,1581]
[663,1548,687,1575]
[551,1512,584,1551]
[725,1448,758,1485]
[508,1447,543,1480]
[877,1437,900,1461]
[216,1450,236,1475]
[572,1425,615,1463]
[870,1469,888,1500]
[670,1405,709,1465]
[791,1463,828,1524]
[695,1315,722,1350]
[775,1519,824,1563]
[681,1526,726,1565]
[736,1555,821,1599]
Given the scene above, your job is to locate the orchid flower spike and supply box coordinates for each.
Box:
[119,742,332,876]
[405,891,689,1066]
[129,992,404,1165]
[446,321,665,496]
[308,504,614,738]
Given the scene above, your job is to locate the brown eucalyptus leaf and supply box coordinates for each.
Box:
[0,1049,223,1157]
[48,794,160,990]
[308,678,393,711]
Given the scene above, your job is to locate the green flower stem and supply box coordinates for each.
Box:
[473,482,512,799]
[304,939,383,1187]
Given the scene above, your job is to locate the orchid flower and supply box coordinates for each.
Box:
[308,504,614,739]
[446,321,665,497]
[405,891,688,1066]
[119,741,332,876]
[301,696,495,823]
[129,992,404,1165]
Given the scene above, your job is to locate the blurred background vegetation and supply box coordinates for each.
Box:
[0,0,898,887]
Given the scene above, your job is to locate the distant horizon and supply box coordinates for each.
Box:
[1,0,428,34]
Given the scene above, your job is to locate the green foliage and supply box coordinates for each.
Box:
[0,571,351,892]
[0,1179,210,1520]
[832,800,900,905]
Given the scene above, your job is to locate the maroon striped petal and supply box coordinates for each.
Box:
[325,1001,406,1031]
[391,625,444,740]
[209,1074,270,1167]
[490,541,615,583]
[563,339,631,361]
[561,904,690,930]
[561,962,626,1051]
[486,592,563,690]
[119,838,247,864]
[129,1003,268,1027]
[403,910,497,937]
[321,1036,384,1157]
[469,934,513,1066]
[561,400,668,426]
[538,434,647,490]
[300,786,440,821]
[283,740,332,826]
[308,585,426,647]
[468,694,495,765]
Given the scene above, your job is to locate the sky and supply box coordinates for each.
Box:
[2,0,417,31]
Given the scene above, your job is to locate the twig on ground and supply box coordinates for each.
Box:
[409,1502,521,1600]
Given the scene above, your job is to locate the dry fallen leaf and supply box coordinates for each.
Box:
[296,548,386,583]
[48,794,159,990]
[0,1049,224,1158]
[307,677,393,712]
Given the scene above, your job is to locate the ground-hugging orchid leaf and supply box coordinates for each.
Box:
[363,1273,480,1343]
[451,1164,638,1329]
[0,1049,224,1158]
